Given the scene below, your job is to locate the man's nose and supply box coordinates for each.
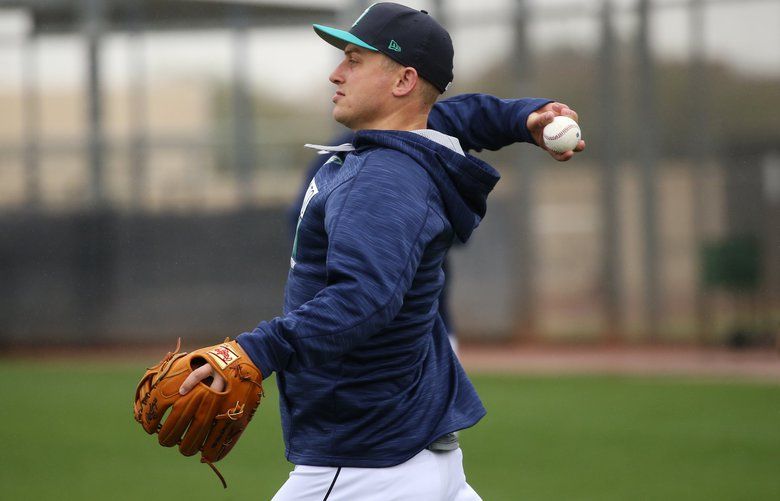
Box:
[329,61,345,85]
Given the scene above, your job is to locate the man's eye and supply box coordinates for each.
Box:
[349,59,358,65]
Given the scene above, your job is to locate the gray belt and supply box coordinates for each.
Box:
[426,432,459,452]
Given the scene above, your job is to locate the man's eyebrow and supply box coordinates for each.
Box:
[344,47,360,57]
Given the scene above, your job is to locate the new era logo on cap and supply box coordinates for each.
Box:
[313,2,454,93]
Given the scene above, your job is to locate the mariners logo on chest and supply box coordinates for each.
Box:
[290,178,319,269]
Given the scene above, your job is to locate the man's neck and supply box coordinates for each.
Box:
[356,106,429,132]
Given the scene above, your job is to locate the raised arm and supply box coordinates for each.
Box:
[428,93,585,161]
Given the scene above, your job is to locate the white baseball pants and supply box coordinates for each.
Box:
[271,447,482,501]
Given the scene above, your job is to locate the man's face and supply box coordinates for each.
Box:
[328,44,396,130]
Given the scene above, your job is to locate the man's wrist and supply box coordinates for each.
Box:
[236,329,274,379]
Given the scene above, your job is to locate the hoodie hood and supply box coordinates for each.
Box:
[352,130,500,243]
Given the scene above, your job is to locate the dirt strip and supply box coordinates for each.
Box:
[3,343,779,382]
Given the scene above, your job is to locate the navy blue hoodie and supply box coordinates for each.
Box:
[237,95,549,467]
[238,129,499,468]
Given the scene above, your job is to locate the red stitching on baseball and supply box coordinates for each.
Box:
[544,124,577,141]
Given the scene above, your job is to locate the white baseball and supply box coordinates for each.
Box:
[542,116,581,154]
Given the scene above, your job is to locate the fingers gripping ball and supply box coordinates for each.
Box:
[542,116,581,153]
[133,338,264,488]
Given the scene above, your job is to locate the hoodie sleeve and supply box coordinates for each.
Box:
[428,93,553,152]
[237,152,435,377]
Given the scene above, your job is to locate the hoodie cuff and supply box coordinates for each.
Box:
[515,98,554,145]
[236,325,276,379]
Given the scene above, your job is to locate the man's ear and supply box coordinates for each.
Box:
[392,67,419,98]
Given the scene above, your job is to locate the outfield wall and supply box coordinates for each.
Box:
[0,209,290,345]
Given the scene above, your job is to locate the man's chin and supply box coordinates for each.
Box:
[332,108,355,129]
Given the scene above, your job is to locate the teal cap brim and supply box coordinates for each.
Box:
[313,24,378,52]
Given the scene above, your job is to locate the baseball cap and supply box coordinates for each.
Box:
[313,2,454,93]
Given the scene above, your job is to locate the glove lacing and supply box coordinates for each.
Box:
[202,363,264,489]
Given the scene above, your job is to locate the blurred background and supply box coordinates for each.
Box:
[0,0,778,349]
[1,2,779,500]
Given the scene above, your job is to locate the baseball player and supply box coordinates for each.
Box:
[180,3,584,499]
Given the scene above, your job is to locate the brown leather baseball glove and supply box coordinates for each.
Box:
[133,338,264,488]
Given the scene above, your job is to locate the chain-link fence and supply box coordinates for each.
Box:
[0,0,778,346]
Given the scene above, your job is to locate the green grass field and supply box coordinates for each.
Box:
[1,360,778,500]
